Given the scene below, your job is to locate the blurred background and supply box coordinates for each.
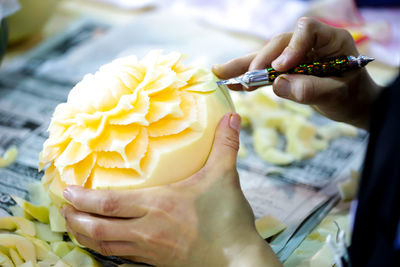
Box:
[0,1,399,266]
[1,0,400,71]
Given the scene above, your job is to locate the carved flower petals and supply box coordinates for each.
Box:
[96,151,126,169]
[69,114,107,144]
[96,128,148,173]
[144,67,177,95]
[176,68,198,82]
[98,74,132,100]
[39,137,71,171]
[146,90,183,123]
[108,90,150,126]
[54,141,91,173]
[123,128,149,173]
[158,51,183,68]
[39,51,226,191]
[41,164,58,187]
[88,165,143,189]
[123,65,145,85]
[68,74,118,113]
[90,124,139,152]
[51,103,76,122]
[147,92,197,137]
[62,153,97,186]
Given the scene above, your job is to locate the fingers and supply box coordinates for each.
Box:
[248,32,292,71]
[273,74,348,105]
[213,52,257,79]
[63,185,148,218]
[204,113,241,171]
[272,17,358,72]
[72,232,135,256]
[67,229,153,264]
[213,52,258,91]
[212,34,292,92]
[123,256,157,266]
[62,205,140,241]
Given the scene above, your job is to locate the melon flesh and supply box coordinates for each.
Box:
[39,50,233,205]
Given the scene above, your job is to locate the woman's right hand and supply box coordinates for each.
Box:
[213,17,382,129]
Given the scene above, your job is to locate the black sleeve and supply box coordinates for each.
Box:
[349,74,400,267]
[356,0,400,7]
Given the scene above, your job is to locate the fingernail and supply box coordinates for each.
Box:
[212,63,222,70]
[229,113,241,134]
[63,188,72,201]
[212,64,222,74]
[275,76,291,98]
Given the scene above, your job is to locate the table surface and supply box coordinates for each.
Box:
[4,1,399,266]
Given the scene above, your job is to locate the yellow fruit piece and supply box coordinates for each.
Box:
[35,222,63,242]
[0,233,36,262]
[53,260,72,267]
[257,149,295,166]
[317,122,358,141]
[9,248,24,266]
[12,196,50,224]
[251,89,280,109]
[0,217,36,236]
[119,264,151,267]
[238,143,247,158]
[253,127,295,165]
[27,182,52,207]
[338,170,360,201]
[9,205,34,220]
[25,235,59,263]
[282,100,313,117]
[51,241,74,258]
[3,183,100,265]
[253,127,279,149]
[230,93,250,127]
[0,146,18,168]
[255,214,286,239]
[62,247,100,267]
[49,205,67,232]
[0,245,9,256]
[0,250,14,267]
[67,232,84,248]
[40,50,233,203]
[19,261,35,267]
[311,138,329,151]
[232,88,359,166]
[47,175,67,208]
[284,116,317,160]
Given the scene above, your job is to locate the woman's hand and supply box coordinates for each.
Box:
[62,113,282,267]
[213,17,382,129]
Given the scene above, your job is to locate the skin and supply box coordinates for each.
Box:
[63,113,282,267]
[213,17,382,130]
[63,17,380,266]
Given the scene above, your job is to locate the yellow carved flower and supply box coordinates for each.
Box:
[39,50,233,204]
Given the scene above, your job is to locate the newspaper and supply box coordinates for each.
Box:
[0,12,367,264]
[0,20,109,211]
[239,123,368,189]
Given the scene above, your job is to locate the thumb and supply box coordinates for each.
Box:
[204,113,241,170]
[273,74,347,105]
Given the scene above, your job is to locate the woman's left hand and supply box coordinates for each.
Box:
[62,113,281,267]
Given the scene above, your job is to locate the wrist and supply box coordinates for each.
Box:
[354,73,382,130]
[226,230,282,267]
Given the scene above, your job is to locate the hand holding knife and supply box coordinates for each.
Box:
[217,55,374,89]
